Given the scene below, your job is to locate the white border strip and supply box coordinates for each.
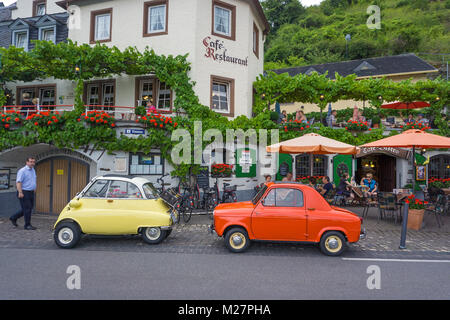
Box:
[342,258,450,263]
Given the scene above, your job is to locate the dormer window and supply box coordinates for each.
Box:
[13,31,28,50]
[212,0,236,41]
[40,27,55,42]
[354,61,376,72]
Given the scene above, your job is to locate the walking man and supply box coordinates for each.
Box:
[10,157,37,230]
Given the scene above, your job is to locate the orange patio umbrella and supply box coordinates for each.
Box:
[267,133,359,178]
[360,129,450,249]
[360,129,450,149]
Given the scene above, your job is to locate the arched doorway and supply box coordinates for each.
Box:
[35,157,90,214]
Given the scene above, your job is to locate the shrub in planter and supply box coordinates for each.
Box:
[371,116,380,127]
[135,106,147,116]
[270,111,279,122]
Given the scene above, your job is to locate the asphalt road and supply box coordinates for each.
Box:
[1,247,449,300]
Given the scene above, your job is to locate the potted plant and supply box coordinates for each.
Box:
[135,106,147,117]
[371,116,380,128]
[403,194,428,231]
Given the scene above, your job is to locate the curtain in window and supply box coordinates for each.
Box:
[95,14,110,40]
[214,6,230,35]
[15,33,27,48]
[149,5,165,32]
[212,83,229,111]
[42,28,54,42]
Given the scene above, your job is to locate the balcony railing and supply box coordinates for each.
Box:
[1,105,168,120]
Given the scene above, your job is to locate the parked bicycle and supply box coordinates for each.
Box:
[212,176,238,206]
[190,174,217,216]
[176,180,194,223]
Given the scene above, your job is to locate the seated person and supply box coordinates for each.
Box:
[417,114,429,126]
[282,172,293,182]
[306,177,315,188]
[336,173,354,200]
[318,176,334,198]
[360,173,378,198]
[404,114,414,125]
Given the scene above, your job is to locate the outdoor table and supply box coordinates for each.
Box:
[441,188,450,195]
[396,192,411,202]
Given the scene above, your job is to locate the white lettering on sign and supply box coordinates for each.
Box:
[203,36,248,67]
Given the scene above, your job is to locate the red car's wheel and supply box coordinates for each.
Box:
[319,231,347,256]
[224,227,250,253]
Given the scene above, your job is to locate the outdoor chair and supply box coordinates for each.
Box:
[378,192,401,223]
[325,187,336,205]
[424,194,446,228]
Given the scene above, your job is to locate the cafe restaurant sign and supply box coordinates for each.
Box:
[203,36,248,67]
[357,147,410,159]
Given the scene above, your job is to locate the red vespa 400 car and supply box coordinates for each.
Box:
[211,182,365,256]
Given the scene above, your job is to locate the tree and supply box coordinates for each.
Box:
[261,0,305,34]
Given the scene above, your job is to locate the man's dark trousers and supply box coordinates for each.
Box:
[11,191,35,227]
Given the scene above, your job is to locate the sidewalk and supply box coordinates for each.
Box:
[0,208,449,256]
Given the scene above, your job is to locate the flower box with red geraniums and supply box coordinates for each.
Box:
[296,175,325,184]
[281,120,310,133]
[26,111,64,128]
[345,120,370,132]
[211,164,233,177]
[0,110,22,130]
[400,121,430,132]
[403,194,428,210]
[136,112,178,130]
[78,110,116,128]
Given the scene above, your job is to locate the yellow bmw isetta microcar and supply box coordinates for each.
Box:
[53,175,177,248]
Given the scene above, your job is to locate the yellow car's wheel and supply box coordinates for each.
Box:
[142,227,166,245]
[224,227,250,253]
[319,231,347,256]
[54,221,81,249]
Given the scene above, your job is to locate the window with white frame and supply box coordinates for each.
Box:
[39,88,55,106]
[212,1,235,40]
[157,82,171,111]
[85,81,115,110]
[148,5,166,33]
[139,80,154,106]
[40,27,55,42]
[144,1,168,36]
[91,9,112,43]
[13,31,28,50]
[36,3,46,16]
[211,76,234,116]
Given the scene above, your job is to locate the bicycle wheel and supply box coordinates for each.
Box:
[182,205,193,223]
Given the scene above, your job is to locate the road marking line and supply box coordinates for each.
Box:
[342,258,450,263]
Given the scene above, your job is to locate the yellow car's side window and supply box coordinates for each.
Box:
[106,180,143,199]
[84,179,109,198]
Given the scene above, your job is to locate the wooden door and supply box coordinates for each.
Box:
[70,161,88,199]
[378,155,396,192]
[52,159,69,214]
[35,161,51,213]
